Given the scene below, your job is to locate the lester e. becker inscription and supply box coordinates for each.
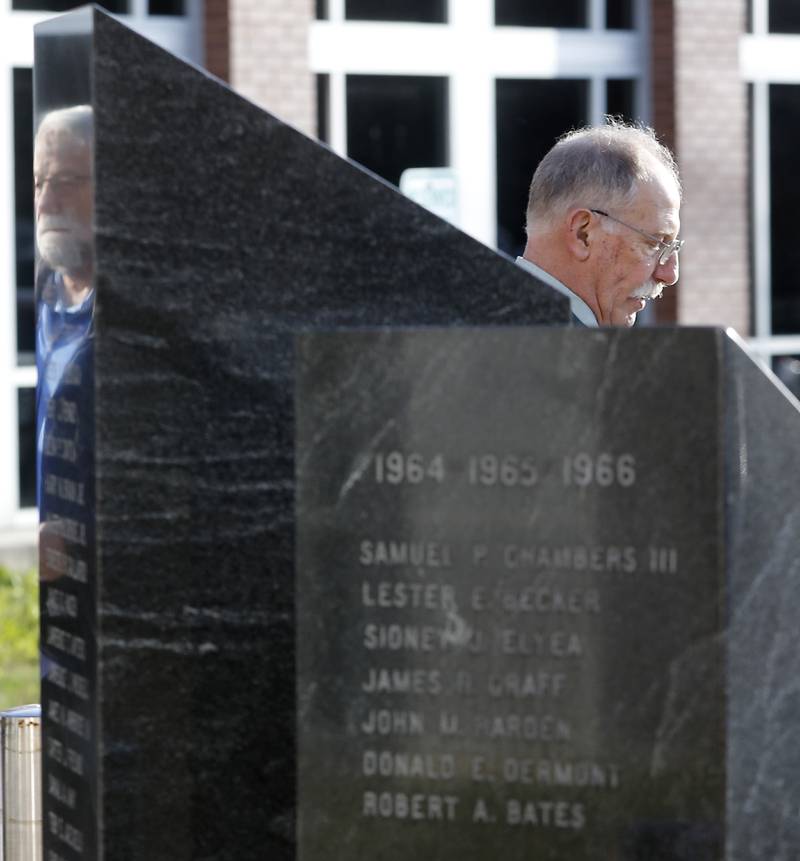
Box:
[296,328,725,860]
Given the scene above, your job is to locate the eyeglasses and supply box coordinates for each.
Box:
[34,174,91,197]
[590,208,684,266]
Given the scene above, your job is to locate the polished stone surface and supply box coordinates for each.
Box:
[294,327,800,860]
[724,335,800,859]
[34,10,98,861]
[296,328,726,860]
[36,8,567,861]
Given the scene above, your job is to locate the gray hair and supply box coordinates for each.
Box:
[525,119,680,233]
[35,104,93,149]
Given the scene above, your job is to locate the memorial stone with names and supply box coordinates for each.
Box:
[296,328,726,860]
[33,8,565,861]
[33,6,800,861]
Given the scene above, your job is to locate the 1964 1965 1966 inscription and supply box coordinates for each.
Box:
[371,451,636,488]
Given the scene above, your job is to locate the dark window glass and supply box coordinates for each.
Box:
[606,78,637,122]
[316,0,328,19]
[346,75,448,187]
[149,0,184,14]
[747,82,755,322]
[606,0,634,29]
[496,0,586,28]
[769,84,800,333]
[496,78,588,257]
[345,0,445,22]
[317,75,330,143]
[770,0,800,32]
[18,388,36,509]
[773,356,800,399]
[13,68,35,364]
[12,0,127,11]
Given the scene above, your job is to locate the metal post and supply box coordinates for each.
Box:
[1,705,42,861]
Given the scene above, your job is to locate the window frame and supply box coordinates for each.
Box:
[310,0,649,247]
[742,0,800,363]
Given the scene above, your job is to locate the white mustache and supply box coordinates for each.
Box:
[631,281,664,301]
[36,214,92,272]
[38,215,83,234]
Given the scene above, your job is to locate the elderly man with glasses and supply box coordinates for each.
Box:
[34,105,95,586]
[517,120,683,328]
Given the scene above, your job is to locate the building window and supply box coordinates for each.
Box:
[12,0,128,11]
[606,78,637,122]
[495,78,588,256]
[769,84,800,333]
[769,0,800,33]
[495,0,587,28]
[316,75,329,143]
[148,0,184,14]
[346,75,448,187]
[345,0,446,23]
[14,69,34,365]
[606,0,634,29]
[17,389,36,510]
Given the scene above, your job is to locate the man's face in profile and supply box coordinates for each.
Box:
[34,126,93,276]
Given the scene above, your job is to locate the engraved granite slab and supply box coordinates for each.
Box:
[34,8,566,861]
[296,328,726,860]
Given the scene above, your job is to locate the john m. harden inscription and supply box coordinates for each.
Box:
[296,328,725,860]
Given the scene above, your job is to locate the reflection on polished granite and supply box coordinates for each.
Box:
[35,7,568,861]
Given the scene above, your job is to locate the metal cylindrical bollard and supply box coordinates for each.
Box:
[1,705,42,861]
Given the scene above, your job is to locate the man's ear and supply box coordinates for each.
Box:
[565,208,593,262]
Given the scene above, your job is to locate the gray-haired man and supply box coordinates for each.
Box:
[517,121,683,327]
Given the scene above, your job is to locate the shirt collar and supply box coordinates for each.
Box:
[514,256,599,328]
[52,271,94,315]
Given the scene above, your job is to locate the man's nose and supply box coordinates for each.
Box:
[36,180,62,215]
[655,251,679,286]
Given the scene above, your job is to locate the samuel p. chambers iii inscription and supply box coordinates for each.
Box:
[296,328,725,860]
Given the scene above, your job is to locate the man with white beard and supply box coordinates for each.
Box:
[516,120,683,327]
[34,105,94,309]
[34,105,94,568]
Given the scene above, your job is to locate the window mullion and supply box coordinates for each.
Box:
[589,75,605,124]
[753,80,772,338]
[753,0,767,34]
[1,64,19,520]
[329,0,344,23]
[588,0,605,31]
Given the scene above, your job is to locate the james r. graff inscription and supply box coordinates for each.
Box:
[296,328,724,860]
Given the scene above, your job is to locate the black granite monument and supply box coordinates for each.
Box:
[35,7,800,861]
[34,7,566,861]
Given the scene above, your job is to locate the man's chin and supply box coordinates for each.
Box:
[611,298,646,327]
[37,237,91,273]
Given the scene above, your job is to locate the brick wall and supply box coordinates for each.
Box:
[670,0,750,334]
[650,0,677,324]
[205,0,230,82]
[227,0,316,137]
